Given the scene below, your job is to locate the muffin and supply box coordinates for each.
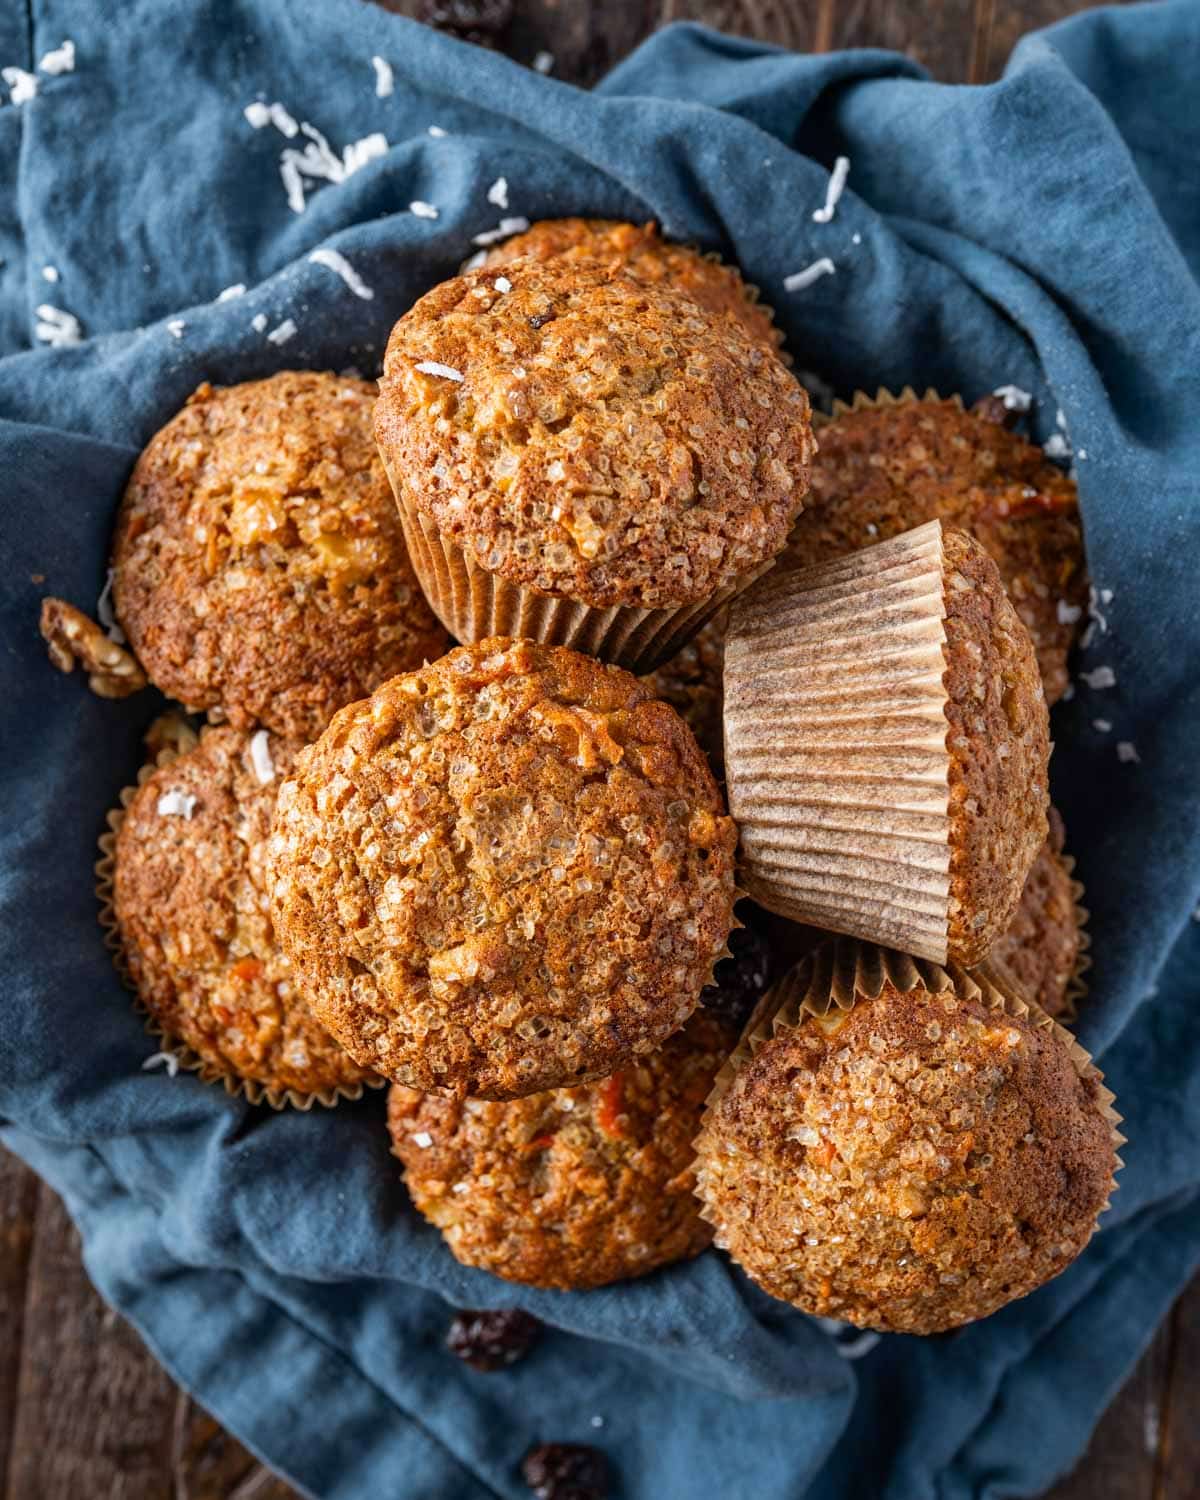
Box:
[112,371,449,741]
[780,391,1085,703]
[638,612,726,777]
[374,257,814,671]
[388,1010,733,1289]
[725,520,1050,965]
[986,806,1087,1021]
[695,940,1121,1334]
[269,638,738,1098]
[482,218,786,358]
[109,726,377,1105]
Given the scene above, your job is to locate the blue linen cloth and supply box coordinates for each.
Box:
[2,1,1199,1495]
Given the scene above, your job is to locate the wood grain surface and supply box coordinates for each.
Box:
[6,2,1187,1497]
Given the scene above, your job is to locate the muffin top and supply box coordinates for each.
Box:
[781,397,1085,703]
[986,806,1084,1020]
[696,961,1117,1333]
[112,371,449,741]
[942,528,1050,966]
[269,638,738,1098]
[483,218,785,356]
[112,727,376,1100]
[374,258,814,608]
[638,612,726,778]
[389,1010,733,1290]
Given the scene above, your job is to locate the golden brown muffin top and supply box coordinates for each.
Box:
[986,807,1083,1020]
[782,397,1086,703]
[112,371,449,742]
[112,727,376,1099]
[942,529,1050,966]
[374,258,813,608]
[697,976,1116,1333]
[269,638,738,1099]
[638,611,726,778]
[388,1010,732,1290]
[483,218,785,356]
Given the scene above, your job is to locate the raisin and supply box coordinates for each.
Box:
[521,1443,609,1500]
[417,0,513,49]
[700,921,772,1033]
[970,394,1019,429]
[446,1307,541,1371]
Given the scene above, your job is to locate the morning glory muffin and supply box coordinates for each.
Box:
[780,392,1085,703]
[109,726,377,1105]
[695,941,1121,1334]
[374,258,814,671]
[986,806,1088,1021]
[269,638,738,1099]
[638,612,727,778]
[725,521,1051,966]
[112,372,449,741]
[482,218,786,357]
[388,1010,733,1289]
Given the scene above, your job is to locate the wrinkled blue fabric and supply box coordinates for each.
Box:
[2,2,1199,1496]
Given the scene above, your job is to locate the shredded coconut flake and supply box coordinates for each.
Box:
[533,50,554,74]
[3,67,37,105]
[1093,718,1112,733]
[250,729,275,785]
[34,303,82,346]
[414,360,464,382]
[309,247,374,300]
[784,258,836,293]
[244,100,298,137]
[371,55,394,98]
[1080,665,1116,689]
[251,312,269,332]
[493,275,512,293]
[471,216,530,247]
[166,318,186,338]
[217,283,246,301]
[271,119,387,213]
[157,789,198,819]
[1117,741,1140,764]
[461,249,487,271]
[267,317,297,345]
[38,39,75,75]
[142,1051,180,1076]
[487,176,509,209]
[993,383,1033,412]
[412,1131,433,1148]
[410,200,439,219]
[851,231,862,245]
[96,568,125,644]
[428,124,447,138]
[41,264,60,283]
[1043,432,1072,460]
[590,1416,605,1429]
[812,155,850,223]
[1056,599,1082,625]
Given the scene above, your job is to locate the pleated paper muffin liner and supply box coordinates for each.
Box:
[697,936,1124,1230]
[1061,851,1092,1020]
[95,718,383,1113]
[724,517,956,961]
[809,384,963,432]
[392,485,773,674]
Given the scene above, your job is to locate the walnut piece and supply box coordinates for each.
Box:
[39,596,147,699]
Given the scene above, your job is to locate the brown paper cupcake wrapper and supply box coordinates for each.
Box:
[95,718,383,1113]
[700,936,1123,1218]
[810,385,963,432]
[724,518,954,961]
[392,482,772,674]
[1061,852,1092,1020]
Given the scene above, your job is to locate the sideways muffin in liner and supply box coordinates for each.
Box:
[794,385,1087,708]
[95,717,384,1112]
[392,494,772,675]
[695,936,1123,1333]
[723,517,1050,965]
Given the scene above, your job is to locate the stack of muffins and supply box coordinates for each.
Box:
[60,216,1116,1336]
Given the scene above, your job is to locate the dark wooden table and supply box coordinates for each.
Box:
[4,3,1194,1496]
